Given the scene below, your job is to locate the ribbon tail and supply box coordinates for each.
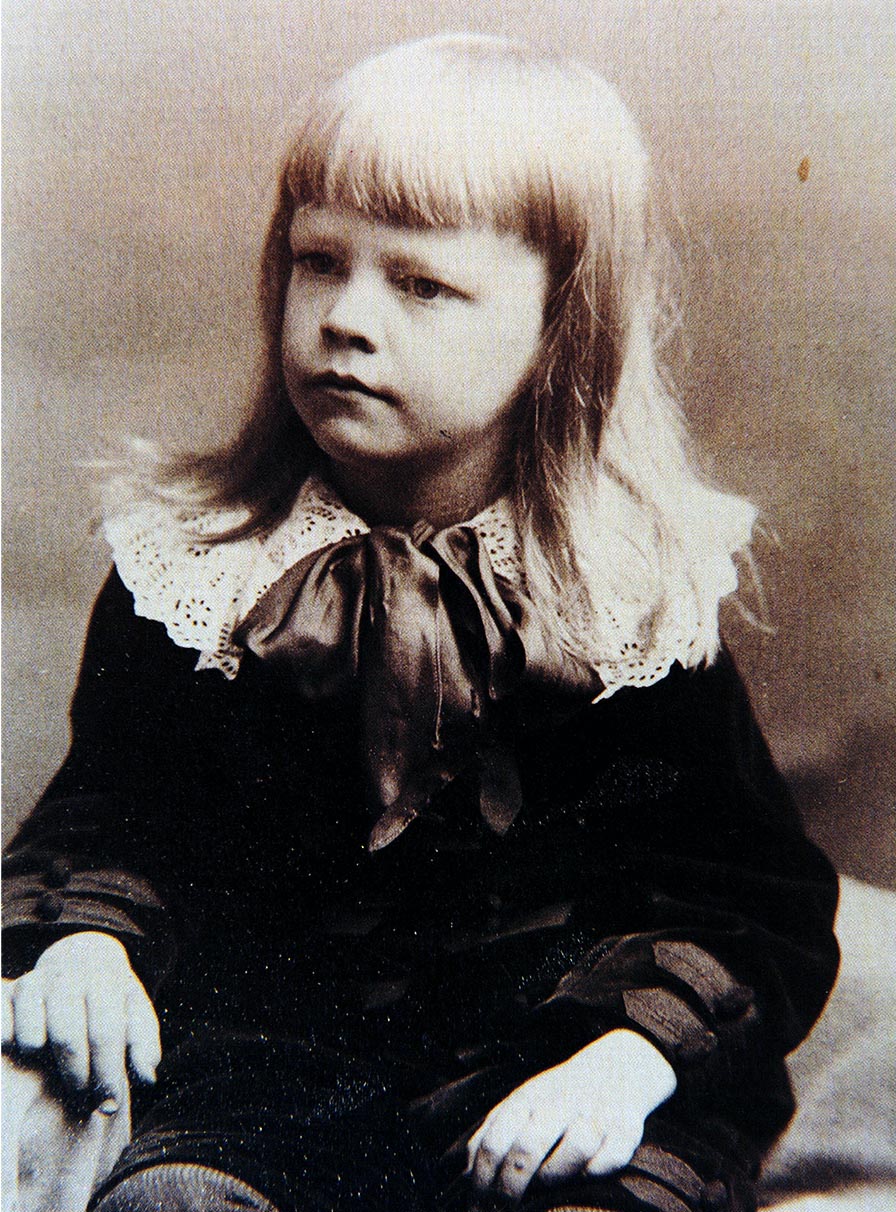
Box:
[477,742,522,835]
[367,803,420,852]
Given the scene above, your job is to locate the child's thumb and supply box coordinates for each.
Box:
[125,989,161,1084]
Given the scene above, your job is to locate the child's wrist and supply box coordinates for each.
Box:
[565,1027,677,1110]
[40,930,129,961]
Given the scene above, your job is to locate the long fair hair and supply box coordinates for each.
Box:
[148,35,756,669]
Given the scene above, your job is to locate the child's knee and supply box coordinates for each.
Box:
[92,1162,279,1212]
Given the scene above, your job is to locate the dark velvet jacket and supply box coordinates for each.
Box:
[3,570,839,1159]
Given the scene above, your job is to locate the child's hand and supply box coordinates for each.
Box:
[1,931,160,1111]
[466,1028,676,1200]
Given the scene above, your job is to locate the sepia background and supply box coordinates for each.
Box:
[3,0,894,885]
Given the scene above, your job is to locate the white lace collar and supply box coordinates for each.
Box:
[104,472,738,699]
[104,472,524,681]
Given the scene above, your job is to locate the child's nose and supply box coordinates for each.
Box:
[321,274,382,354]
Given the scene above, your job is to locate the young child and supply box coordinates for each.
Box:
[2,34,838,1212]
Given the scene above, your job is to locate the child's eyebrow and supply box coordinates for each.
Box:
[384,250,450,278]
[381,248,476,293]
[287,225,347,254]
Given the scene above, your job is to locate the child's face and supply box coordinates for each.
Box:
[282,205,547,502]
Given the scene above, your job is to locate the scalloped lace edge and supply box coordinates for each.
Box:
[103,473,743,698]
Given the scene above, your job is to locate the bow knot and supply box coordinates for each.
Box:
[237,520,598,849]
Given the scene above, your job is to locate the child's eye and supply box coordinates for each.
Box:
[397,275,451,301]
[295,251,340,275]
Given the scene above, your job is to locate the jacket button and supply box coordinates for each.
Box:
[45,858,72,887]
[36,892,64,922]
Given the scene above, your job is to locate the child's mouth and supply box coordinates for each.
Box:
[308,372,397,405]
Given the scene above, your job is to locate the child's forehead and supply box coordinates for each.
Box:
[288,204,534,263]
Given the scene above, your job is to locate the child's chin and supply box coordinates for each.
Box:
[310,423,415,472]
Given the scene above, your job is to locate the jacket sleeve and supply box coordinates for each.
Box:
[524,649,839,1127]
[2,571,196,993]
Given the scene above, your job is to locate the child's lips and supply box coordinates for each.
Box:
[307,371,398,405]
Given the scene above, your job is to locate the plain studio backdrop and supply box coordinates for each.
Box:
[2,0,894,885]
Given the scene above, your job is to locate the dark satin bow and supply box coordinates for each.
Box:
[237,520,600,850]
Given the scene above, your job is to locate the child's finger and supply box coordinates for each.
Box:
[86,993,128,1106]
[584,1116,643,1176]
[470,1137,504,1191]
[125,988,161,1083]
[10,975,48,1051]
[538,1117,605,1182]
[45,990,90,1089]
[465,1120,487,1167]
[497,1120,564,1200]
[469,1108,520,1190]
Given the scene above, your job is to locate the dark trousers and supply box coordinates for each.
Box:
[88,1034,758,1212]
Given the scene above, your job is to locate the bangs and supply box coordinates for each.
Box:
[284,36,644,255]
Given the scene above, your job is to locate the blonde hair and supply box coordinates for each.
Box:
[150,34,755,670]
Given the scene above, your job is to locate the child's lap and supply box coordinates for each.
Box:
[88,1033,758,1212]
[90,1033,434,1210]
